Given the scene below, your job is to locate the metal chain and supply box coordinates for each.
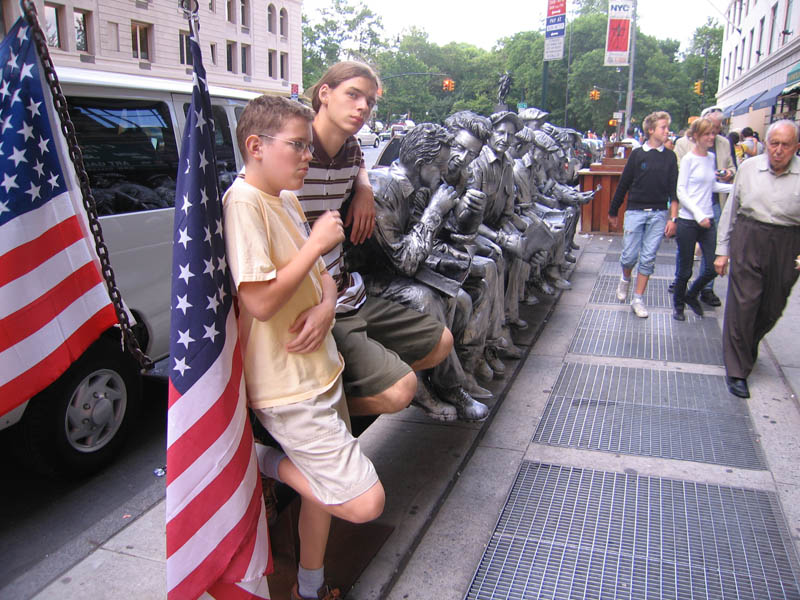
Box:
[21,0,153,370]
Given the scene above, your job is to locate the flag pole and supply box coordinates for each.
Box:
[624,0,637,135]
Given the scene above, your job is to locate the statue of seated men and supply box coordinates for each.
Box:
[441,110,522,380]
[350,123,490,421]
[467,111,533,330]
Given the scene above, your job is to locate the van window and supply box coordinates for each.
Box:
[67,97,180,214]
[183,103,239,193]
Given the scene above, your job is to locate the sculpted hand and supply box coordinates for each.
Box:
[344,185,375,245]
[714,255,729,277]
[286,302,334,354]
[309,210,344,255]
[461,189,487,215]
[428,184,459,216]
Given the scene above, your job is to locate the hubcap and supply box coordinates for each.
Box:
[64,369,127,453]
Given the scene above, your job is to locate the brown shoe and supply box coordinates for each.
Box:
[290,583,341,600]
[260,476,278,527]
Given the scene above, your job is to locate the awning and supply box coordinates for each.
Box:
[785,62,800,85]
[732,90,768,116]
[723,98,748,117]
[752,82,789,110]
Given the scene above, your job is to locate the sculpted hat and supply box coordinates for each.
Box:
[490,111,523,131]
[518,107,549,122]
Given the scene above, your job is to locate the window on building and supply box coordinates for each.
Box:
[210,42,217,65]
[74,10,90,52]
[268,49,276,78]
[739,37,745,71]
[267,4,276,32]
[179,31,193,65]
[279,8,288,36]
[745,0,750,15]
[782,0,794,45]
[721,57,726,87]
[733,46,739,78]
[226,0,235,23]
[131,22,150,60]
[44,4,63,48]
[241,44,250,75]
[747,28,754,68]
[209,0,215,12]
[737,0,743,24]
[226,41,236,72]
[280,51,288,80]
[769,3,779,53]
[240,0,249,27]
[108,22,119,52]
[757,16,765,61]
[728,51,733,80]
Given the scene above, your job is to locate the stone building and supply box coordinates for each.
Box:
[717,0,800,135]
[0,0,303,95]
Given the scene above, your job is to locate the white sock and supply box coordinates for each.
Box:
[297,565,324,599]
[254,443,285,482]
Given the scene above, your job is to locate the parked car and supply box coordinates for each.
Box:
[356,125,380,147]
[2,66,258,477]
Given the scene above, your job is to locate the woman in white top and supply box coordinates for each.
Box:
[673,117,733,321]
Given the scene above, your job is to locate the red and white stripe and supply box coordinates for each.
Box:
[0,192,117,413]
[166,308,271,600]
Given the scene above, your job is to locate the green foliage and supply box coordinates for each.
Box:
[302,2,723,134]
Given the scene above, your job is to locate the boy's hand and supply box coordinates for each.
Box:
[286,302,334,354]
[309,210,345,255]
[345,185,376,245]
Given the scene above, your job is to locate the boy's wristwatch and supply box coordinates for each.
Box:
[671,217,678,223]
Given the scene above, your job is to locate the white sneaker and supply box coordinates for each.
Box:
[631,297,649,318]
[616,278,631,302]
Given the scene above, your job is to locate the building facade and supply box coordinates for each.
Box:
[717,0,800,135]
[0,0,303,96]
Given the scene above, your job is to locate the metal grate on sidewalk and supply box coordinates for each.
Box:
[569,308,724,365]
[533,363,766,469]
[466,462,800,600]
[590,276,673,309]
[607,236,678,256]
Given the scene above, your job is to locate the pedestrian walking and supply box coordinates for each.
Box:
[714,120,800,399]
[673,117,733,321]
[608,111,678,318]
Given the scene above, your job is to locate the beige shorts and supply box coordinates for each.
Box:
[252,377,378,505]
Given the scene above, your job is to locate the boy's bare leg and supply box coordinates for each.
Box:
[298,500,331,570]
[635,273,649,295]
[277,457,385,524]
[347,328,453,416]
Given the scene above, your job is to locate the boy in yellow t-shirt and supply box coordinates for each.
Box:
[223,95,384,600]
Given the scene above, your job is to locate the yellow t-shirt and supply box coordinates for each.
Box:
[222,178,343,408]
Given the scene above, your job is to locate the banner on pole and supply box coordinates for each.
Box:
[604,0,634,67]
[544,0,566,61]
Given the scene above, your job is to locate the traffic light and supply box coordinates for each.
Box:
[693,80,704,95]
[608,119,618,126]
[442,78,455,92]
[589,87,600,101]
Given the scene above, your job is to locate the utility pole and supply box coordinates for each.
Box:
[624,0,637,135]
[542,61,549,109]
[564,21,573,127]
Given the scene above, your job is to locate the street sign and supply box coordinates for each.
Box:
[290,83,299,100]
[613,111,624,119]
[546,14,566,38]
[544,37,564,61]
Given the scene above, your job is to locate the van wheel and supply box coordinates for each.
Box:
[373,138,379,148]
[20,336,141,478]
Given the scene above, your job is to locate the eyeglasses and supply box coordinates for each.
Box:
[257,134,314,155]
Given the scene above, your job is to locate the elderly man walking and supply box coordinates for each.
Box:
[715,120,800,399]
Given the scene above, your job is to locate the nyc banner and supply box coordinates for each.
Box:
[604,0,634,67]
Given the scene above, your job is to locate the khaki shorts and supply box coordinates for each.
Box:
[253,377,378,505]
[333,296,444,398]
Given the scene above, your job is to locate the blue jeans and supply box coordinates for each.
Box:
[620,209,668,277]
[674,200,721,292]
[674,218,717,309]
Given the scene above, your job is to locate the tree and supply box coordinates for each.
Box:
[302,0,386,89]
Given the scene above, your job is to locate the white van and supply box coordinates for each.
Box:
[2,67,259,477]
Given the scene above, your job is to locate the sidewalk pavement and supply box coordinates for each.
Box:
[29,234,800,599]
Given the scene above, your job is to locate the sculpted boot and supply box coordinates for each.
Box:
[437,386,489,422]
[411,375,457,422]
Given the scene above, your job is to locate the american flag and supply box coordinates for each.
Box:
[165,21,271,600]
[0,17,118,414]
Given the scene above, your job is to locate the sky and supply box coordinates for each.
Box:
[301,0,727,52]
